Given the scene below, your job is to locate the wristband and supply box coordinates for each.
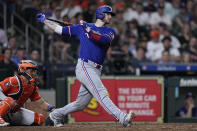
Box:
[54,25,63,35]
[48,105,55,111]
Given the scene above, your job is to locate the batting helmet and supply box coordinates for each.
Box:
[96,5,115,20]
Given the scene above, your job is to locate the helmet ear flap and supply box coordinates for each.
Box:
[96,12,105,19]
[99,13,105,19]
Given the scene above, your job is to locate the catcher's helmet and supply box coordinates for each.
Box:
[18,60,38,82]
[96,5,115,20]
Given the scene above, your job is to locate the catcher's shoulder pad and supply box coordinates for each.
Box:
[9,76,19,87]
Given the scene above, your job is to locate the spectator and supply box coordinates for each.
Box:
[128,35,137,58]
[7,36,17,58]
[178,23,191,50]
[29,49,44,88]
[185,37,197,63]
[158,22,167,36]
[62,14,69,23]
[0,29,8,47]
[176,92,197,118]
[149,4,172,29]
[125,2,149,26]
[51,6,62,20]
[138,40,148,49]
[48,0,59,13]
[164,0,180,20]
[123,3,138,22]
[139,31,149,42]
[126,19,139,38]
[21,0,41,26]
[112,10,126,40]
[83,2,97,23]
[144,0,157,13]
[160,27,181,49]
[0,48,18,79]
[186,0,194,15]
[30,49,40,64]
[189,3,197,36]
[12,45,27,65]
[113,0,125,13]
[60,0,82,19]
[181,52,191,64]
[49,41,71,64]
[162,36,181,62]
[131,47,150,68]
[146,30,164,62]
[174,2,190,30]
[121,42,131,59]
[134,2,149,26]
[158,50,175,64]
[40,2,52,18]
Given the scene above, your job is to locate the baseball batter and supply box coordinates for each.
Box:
[37,5,135,127]
[0,60,55,126]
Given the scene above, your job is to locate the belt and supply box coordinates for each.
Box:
[79,58,103,70]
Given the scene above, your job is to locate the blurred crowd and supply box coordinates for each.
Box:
[1,0,197,75]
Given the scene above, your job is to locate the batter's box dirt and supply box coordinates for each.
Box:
[1,123,197,131]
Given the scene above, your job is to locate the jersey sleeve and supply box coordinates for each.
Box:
[30,87,41,101]
[0,76,18,94]
[62,24,81,37]
[88,28,116,45]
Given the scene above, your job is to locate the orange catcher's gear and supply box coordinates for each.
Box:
[0,97,16,117]
[34,112,44,125]
[0,75,41,113]
[18,60,39,82]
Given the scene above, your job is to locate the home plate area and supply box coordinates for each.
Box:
[1,123,197,131]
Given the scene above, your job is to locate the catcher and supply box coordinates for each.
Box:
[0,60,55,126]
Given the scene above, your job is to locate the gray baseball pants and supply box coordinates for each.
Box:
[51,59,128,125]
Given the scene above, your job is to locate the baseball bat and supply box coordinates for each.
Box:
[46,18,73,26]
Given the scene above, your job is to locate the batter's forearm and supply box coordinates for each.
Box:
[44,19,63,35]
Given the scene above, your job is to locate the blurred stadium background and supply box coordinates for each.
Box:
[1,0,197,124]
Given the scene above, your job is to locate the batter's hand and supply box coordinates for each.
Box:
[79,20,91,33]
[36,13,46,23]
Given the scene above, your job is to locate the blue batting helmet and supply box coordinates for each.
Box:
[96,5,115,20]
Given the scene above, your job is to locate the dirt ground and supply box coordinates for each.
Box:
[1,123,197,131]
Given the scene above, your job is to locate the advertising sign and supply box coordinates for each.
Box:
[68,77,164,123]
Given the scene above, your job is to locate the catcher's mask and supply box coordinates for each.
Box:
[18,60,39,82]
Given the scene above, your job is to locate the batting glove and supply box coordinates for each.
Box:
[36,13,46,23]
